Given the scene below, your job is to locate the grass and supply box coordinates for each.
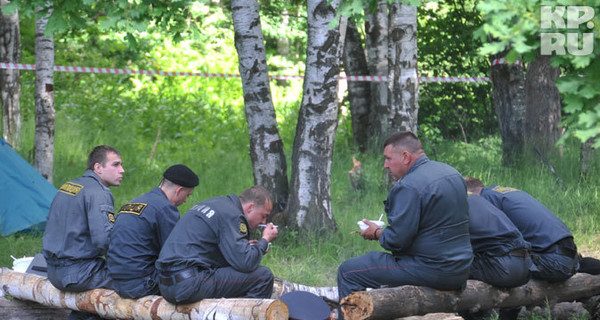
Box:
[2,110,600,320]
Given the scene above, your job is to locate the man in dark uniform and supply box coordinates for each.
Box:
[107,164,199,299]
[156,186,278,304]
[465,177,578,282]
[460,193,532,320]
[337,132,473,307]
[42,145,124,320]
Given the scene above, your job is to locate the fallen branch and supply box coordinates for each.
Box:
[340,273,600,320]
[0,268,288,320]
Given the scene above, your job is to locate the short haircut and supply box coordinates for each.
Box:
[383,131,423,153]
[239,186,273,208]
[464,177,485,192]
[87,145,121,170]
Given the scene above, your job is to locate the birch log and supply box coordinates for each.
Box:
[340,273,600,320]
[0,268,288,320]
[272,278,338,303]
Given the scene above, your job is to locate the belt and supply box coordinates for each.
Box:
[508,248,530,258]
[159,268,198,286]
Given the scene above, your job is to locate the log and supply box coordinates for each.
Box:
[0,267,288,320]
[340,273,600,320]
[272,278,339,303]
[0,296,70,320]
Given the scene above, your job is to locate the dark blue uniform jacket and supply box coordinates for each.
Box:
[467,194,530,255]
[480,185,572,252]
[380,156,472,273]
[156,194,269,274]
[108,187,179,280]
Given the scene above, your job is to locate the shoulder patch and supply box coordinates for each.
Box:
[239,222,248,234]
[58,182,83,196]
[492,186,519,194]
[107,212,116,223]
[119,203,148,216]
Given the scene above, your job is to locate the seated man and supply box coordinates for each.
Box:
[464,177,578,282]
[107,164,198,299]
[43,145,124,320]
[156,186,278,304]
[466,193,531,288]
[337,132,473,309]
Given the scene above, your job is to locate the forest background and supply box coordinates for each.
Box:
[0,0,599,290]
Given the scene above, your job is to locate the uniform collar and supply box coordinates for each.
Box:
[405,155,429,176]
[83,169,110,191]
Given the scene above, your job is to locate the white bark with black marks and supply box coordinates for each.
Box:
[285,0,341,233]
[0,0,21,148]
[365,0,389,147]
[387,2,419,135]
[231,0,289,213]
[34,5,54,182]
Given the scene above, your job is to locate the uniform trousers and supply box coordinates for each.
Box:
[46,258,112,320]
[159,265,274,304]
[337,251,469,300]
[112,269,159,299]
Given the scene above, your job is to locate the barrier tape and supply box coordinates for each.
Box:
[0,62,490,83]
[490,58,523,67]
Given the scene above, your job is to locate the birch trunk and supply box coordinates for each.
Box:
[0,268,288,320]
[231,0,289,214]
[387,2,419,135]
[490,51,525,167]
[365,0,388,147]
[284,0,341,234]
[0,0,21,148]
[342,19,371,152]
[33,6,54,182]
[525,54,561,156]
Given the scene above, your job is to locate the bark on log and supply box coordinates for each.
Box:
[0,268,288,320]
[272,278,338,303]
[0,296,70,320]
[340,273,600,320]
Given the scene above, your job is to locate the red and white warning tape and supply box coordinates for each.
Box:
[0,62,490,83]
[490,58,523,67]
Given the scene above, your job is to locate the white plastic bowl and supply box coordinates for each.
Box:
[12,256,34,273]
[357,220,385,231]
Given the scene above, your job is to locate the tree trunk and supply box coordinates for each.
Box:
[490,53,525,167]
[33,6,55,182]
[365,0,389,148]
[524,54,561,156]
[0,0,21,148]
[340,273,600,320]
[0,296,70,320]
[580,137,596,180]
[0,268,288,320]
[231,0,289,214]
[284,0,341,234]
[387,2,419,135]
[342,19,371,152]
[272,278,339,303]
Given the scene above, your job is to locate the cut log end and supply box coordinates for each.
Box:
[267,300,289,320]
[341,291,373,320]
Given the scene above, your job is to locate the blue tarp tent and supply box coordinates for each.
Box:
[0,138,57,236]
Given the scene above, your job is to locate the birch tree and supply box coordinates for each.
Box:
[387,2,419,134]
[33,5,54,182]
[0,0,21,148]
[231,0,289,213]
[284,0,342,233]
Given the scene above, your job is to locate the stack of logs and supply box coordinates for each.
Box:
[2,267,600,319]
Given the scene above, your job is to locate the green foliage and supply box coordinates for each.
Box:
[418,0,495,141]
[476,0,600,147]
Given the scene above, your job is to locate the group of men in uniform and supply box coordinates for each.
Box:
[42,133,593,320]
[42,145,277,320]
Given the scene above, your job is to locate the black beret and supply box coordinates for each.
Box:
[163,164,199,188]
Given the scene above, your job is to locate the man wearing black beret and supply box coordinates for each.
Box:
[107,164,199,299]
